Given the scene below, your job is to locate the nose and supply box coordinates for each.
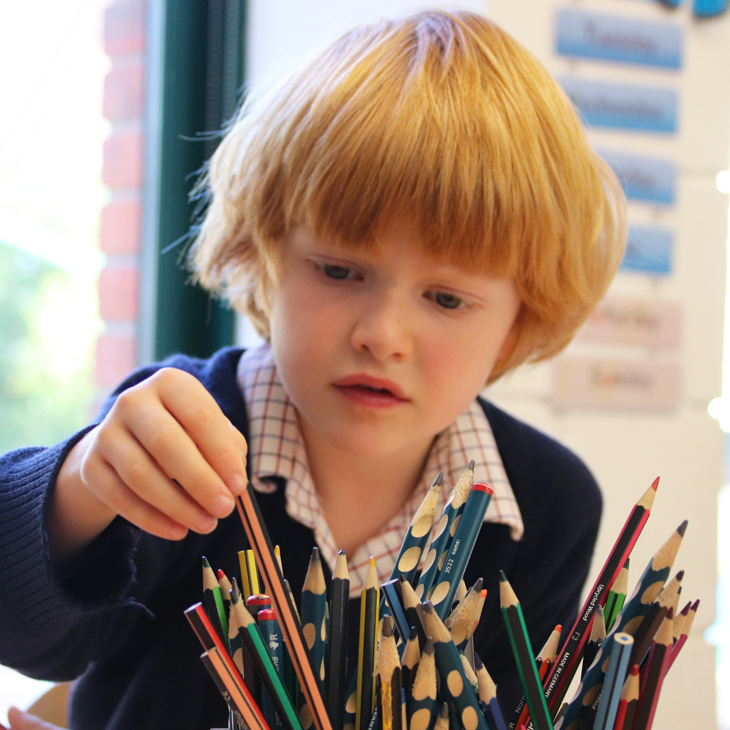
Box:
[350,291,413,363]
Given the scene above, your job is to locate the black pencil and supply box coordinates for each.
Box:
[328,550,349,730]
[356,557,379,730]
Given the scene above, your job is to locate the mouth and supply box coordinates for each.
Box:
[331,374,408,407]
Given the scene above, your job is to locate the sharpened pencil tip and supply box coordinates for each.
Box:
[499,570,507,581]
[651,476,660,491]
[202,556,211,569]
[433,472,443,486]
[467,460,475,470]
[677,520,688,536]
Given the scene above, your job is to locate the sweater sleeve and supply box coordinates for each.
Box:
[0,349,248,682]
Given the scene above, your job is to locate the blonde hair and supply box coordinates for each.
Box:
[191,10,626,383]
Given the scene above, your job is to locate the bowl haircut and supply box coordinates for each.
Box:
[191,10,626,384]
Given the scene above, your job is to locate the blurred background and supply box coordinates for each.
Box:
[0,0,728,728]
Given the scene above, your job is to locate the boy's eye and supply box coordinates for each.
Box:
[320,263,353,280]
[430,291,464,310]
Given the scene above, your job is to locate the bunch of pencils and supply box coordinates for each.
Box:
[185,467,697,730]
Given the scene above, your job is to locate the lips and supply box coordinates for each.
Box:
[331,374,408,408]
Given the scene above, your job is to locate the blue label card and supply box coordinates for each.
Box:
[597,149,676,204]
[556,9,682,69]
[621,225,674,275]
[559,77,678,132]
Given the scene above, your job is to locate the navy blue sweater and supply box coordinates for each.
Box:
[0,348,601,730]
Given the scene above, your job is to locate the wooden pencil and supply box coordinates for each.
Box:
[391,472,443,586]
[555,521,686,730]
[604,558,630,631]
[632,611,674,730]
[582,605,605,677]
[377,619,402,730]
[401,626,421,717]
[668,598,699,670]
[430,483,493,619]
[231,581,260,701]
[328,550,350,730]
[382,579,410,644]
[356,558,379,730]
[229,592,303,730]
[593,632,633,730]
[474,653,507,730]
[185,602,269,730]
[613,664,640,730]
[302,547,328,689]
[203,556,229,650]
[408,637,436,730]
[498,573,552,730]
[543,479,658,715]
[416,461,474,601]
[201,645,270,730]
[399,576,426,650]
[422,602,489,730]
[446,578,484,651]
[235,486,332,730]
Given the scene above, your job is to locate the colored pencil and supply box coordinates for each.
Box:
[498,573,552,730]
[628,570,683,668]
[632,610,673,730]
[382,578,410,644]
[422,602,489,730]
[430,483,493,619]
[301,547,328,689]
[604,558,629,631]
[229,592,303,730]
[201,645,270,730]
[356,558,380,730]
[582,604,605,677]
[235,486,332,730]
[593,632,633,730]
[399,576,427,650]
[668,598,699,670]
[543,478,658,715]
[416,461,474,601]
[555,521,686,730]
[328,550,350,730]
[409,638,437,730]
[613,664,640,730]
[185,602,269,730]
[203,556,229,650]
[228,579,245,673]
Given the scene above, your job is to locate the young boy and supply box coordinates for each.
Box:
[0,10,625,730]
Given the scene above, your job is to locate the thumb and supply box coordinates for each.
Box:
[7,708,67,730]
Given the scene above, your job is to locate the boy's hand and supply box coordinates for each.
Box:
[49,368,248,565]
[7,707,66,730]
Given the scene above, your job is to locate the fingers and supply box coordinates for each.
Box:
[8,707,67,730]
[85,367,249,539]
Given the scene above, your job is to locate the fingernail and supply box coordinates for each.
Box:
[196,513,218,533]
[212,494,235,517]
[228,473,246,496]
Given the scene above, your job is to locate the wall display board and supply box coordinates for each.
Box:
[553,357,682,409]
[580,298,682,349]
[597,149,676,204]
[555,8,683,68]
[558,76,678,132]
[620,224,675,275]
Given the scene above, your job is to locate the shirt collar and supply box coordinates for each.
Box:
[237,343,523,594]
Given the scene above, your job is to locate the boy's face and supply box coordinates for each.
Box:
[268,217,521,464]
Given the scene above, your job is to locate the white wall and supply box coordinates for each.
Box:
[246,1,730,727]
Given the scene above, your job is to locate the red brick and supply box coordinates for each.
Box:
[100,198,142,255]
[103,61,145,122]
[99,265,139,321]
[104,0,146,56]
[103,131,144,188]
[95,332,137,388]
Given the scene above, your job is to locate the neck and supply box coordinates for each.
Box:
[300,420,434,557]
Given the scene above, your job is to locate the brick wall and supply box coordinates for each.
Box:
[97,0,146,390]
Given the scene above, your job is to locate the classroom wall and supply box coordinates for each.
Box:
[246,1,730,728]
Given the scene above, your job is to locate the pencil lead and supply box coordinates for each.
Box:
[677,520,688,537]
[651,476,660,491]
[499,569,507,582]
[433,472,443,486]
